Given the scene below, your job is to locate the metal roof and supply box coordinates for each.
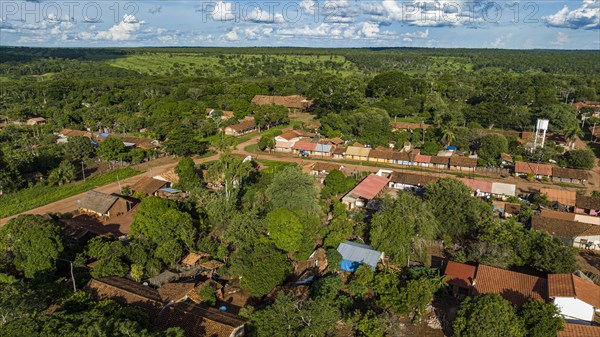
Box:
[491,182,516,197]
[345,146,371,157]
[337,241,382,270]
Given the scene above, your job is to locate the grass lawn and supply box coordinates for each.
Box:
[0,168,142,219]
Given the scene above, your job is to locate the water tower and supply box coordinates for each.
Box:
[533,119,549,150]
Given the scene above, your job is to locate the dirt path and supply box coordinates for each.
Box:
[0,153,220,226]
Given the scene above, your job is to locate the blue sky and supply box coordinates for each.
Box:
[0,1,598,49]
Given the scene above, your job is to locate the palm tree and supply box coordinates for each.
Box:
[563,126,584,150]
[441,122,458,147]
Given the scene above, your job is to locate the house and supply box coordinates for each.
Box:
[390,121,430,131]
[251,95,313,112]
[559,323,600,337]
[206,108,234,120]
[469,264,548,306]
[274,140,295,153]
[85,277,246,337]
[460,178,494,198]
[501,153,514,166]
[56,128,94,143]
[491,182,517,198]
[444,261,477,297]
[345,146,371,161]
[552,167,589,184]
[414,152,432,167]
[332,146,346,159]
[337,241,384,272]
[130,177,168,196]
[224,121,257,136]
[430,156,450,169]
[540,209,600,226]
[575,195,600,216]
[449,156,478,172]
[541,188,577,208]
[157,188,185,200]
[78,190,133,219]
[532,215,600,250]
[368,149,395,164]
[514,161,553,179]
[274,131,302,143]
[548,273,600,324]
[26,117,47,125]
[388,171,438,192]
[329,137,345,146]
[342,174,390,210]
[292,141,317,156]
[393,151,416,166]
[313,143,332,157]
[180,252,209,269]
[311,162,343,176]
[119,136,159,150]
[492,201,521,218]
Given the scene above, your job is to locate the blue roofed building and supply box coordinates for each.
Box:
[336,241,384,272]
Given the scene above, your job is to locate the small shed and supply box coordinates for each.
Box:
[337,241,383,272]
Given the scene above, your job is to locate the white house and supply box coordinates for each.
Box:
[548,274,600,325]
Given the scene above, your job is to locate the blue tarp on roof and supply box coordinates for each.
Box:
[445,146,457,151]
[336,241,382,271]
[159,188,182,194]
[340,259,363,272]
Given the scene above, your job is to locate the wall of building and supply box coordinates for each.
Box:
[553,297,595,323]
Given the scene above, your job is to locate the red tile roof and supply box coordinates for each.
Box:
[548,274,600,308]
[515,161,553,176]
[540,188,577,207]
[460,178,493,194]
[450,156,478,168]
[292,141,317,151]
[277,131,302,141]
[473,264,548,306]
[414,153,432,163]
[558,323,600,337]
[350,174,390,200]
[444,261,476,289]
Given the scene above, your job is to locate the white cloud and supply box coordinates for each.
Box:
[550,31,569,46]
[81,15,144,41]
[246,7,284,23]
[489,32,513,48]
[543,1,599,30]
[378,0,485,27]
[224,29,239,41]
[211,1,235,21]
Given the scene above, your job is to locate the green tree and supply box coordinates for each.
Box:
[477,133,508,166]
[519,300,564,337]
[249,292,340,337]
[528,230,578,274]
[351,310,385,337]
[254,104,288,130]
[163,127,206,156]
[205,153,253,201]
[266,166,319,213]
[47,159,77,185]
[174,157,201,191]
[399,279,435,319]
[562,126,584,150]
[441,122,458,147]
[563,149,596,170]
[64,136,95,161]
[266,208,303,253]
[321,169,354,198]
[370,194,439,265]
[198,283,217,306]
[372,268,402,313]
[426,178,492,240]
[454,294,525,337]
[97,137,126,162]
[257,136,275,151]
[0,215,64,278]
[231,243,291,297]
[310,274,343,301]
[348,264,374,297]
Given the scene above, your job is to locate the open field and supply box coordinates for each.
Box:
[108,53,359,77]
[0,168,142,218]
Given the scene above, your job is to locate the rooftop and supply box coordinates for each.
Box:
[552,167,590,180]
[558,323,600,337]
[540,188,577,207]
[576,194,600,210]
[515,161,553,176]
[345,146,371,157]
[226,120,256,132]
[444,261,476,289]
[130,177,167,195]
[473,264,548,306]
[337,241,382,270]
[251,95,313,109]
[79,190,120,215]
[531,215,600,239]
[548,274,600,308]
[350,174,390,200]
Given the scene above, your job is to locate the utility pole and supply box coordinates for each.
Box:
[81,161,86,182]
[117,174,122,194]
[592,123,597,142]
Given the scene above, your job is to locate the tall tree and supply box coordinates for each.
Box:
[454,294,525,337]
[519,300,564,337]
[425,178,492,240]
[370,194,438,265]
[163,127,206,156]
[0,215,64,278]
[230,243,291,297]
[266,166,319,213]
[174,157,201,191]
[97,137,126,163]
[266,208,303,253]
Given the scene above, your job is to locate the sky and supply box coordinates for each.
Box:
[0,0,598,49]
